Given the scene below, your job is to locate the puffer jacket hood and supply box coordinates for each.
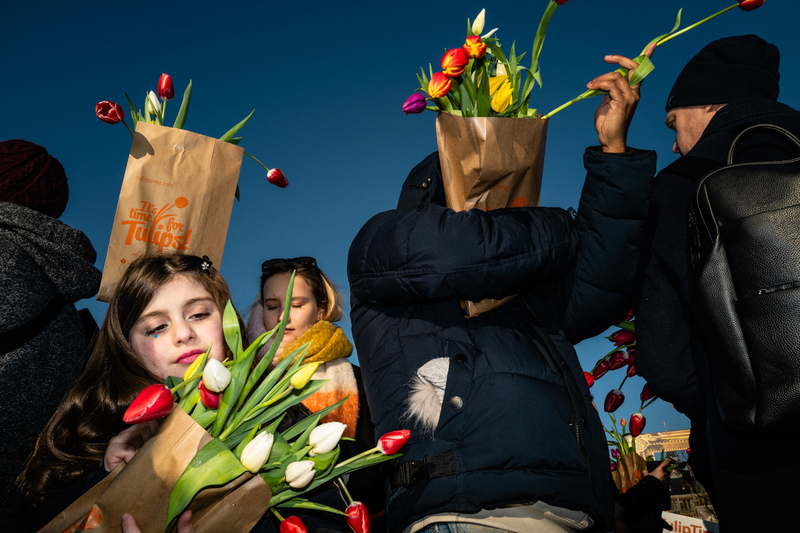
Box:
[0,201,100,333]
[396,152,447,210]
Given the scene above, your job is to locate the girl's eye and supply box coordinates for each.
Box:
[144,323,168,337]
[266,305,280,311]
[189,310,212,321]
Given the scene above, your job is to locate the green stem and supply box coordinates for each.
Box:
[619,374,629,389]
[218,385,292,440]
[591,344,623,373]
[335,446,379,469]
[121,119,134,139]
[337,476,353,503]
[270,508,284,522]
[244,151,270,172]
[542,88,601,119]
[655,4,738,48]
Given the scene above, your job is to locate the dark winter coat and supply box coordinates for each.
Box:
[0,201,101,530]
[348,147,656,533]
[633,98,800,531]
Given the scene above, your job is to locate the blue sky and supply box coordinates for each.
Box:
[3,0,797,434]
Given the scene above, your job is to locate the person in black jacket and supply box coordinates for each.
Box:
[632,35,800,532]
[347,52,657,533]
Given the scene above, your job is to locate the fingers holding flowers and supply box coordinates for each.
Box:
[104,420,160,472]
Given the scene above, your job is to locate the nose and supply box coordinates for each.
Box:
[277,307,291,326]
[673,140,680,154]
[172,320,196,345]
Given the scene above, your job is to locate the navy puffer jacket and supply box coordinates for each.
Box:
[348,147,656,532]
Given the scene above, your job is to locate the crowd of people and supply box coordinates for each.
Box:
[1,34,796,533]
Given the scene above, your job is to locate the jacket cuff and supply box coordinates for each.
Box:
[582,146,657,219]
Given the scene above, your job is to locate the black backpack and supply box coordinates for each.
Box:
[690,123,800,436]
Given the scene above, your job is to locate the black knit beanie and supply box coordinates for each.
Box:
[0,139,69,218]
[666,34,780,112]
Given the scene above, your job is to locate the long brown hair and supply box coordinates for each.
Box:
[19,253,235,505]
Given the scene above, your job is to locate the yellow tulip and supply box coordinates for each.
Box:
[183,352,206,381]
[490,77,513,113]
[290,362,320,389]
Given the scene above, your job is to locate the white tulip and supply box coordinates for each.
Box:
[240,431,274,473]
[285,460,315,489]
[471,9,486,36]
[146,90,161,116]
[202,358,232,392]
[481,28,499,40]
[308,422,347,456]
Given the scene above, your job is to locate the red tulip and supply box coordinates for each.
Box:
[280,516,308,533]
[626,364,638,378]
[624,308,634,321]
[123,384,174,424]
[462,35,486,60]
[608,350,629,370]
[630,412,646,437]
[267,168,288,188]
[198,380,220,409]
[608,330,635,346]
[403,93,427,115]
[441,48,468,78]
[604,389,625,413]
[556,0,569,4]
[592,360,611,380]
[96,101,125,124]
[157,73,175,100]
[428,72,453,98]
[583,371,595,388]
[345,501,370,533]
[377,429,410,455]
[627,352,636,367]
[738,0,765,11]
[640,383,655,402]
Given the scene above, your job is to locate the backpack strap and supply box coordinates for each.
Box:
[728,124,800,164]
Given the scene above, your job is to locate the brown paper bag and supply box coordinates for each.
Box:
[435,112,549,318]
[98,122,243,302]
[41,408,271,533]
[611,451,648,494]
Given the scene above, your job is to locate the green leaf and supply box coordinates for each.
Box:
[222,300,243,356]
[144,93,151,124]
[165,438,246,532]
[475,62,491,117]
[308,448,340,479]
[220,109,255,142]
[628,55,655,87]
[647,9,682,54]
[164,376,181,391]
[234,424,261,459]
[281,397,347,441]
[225,136,243,145]
[289,414,320,454]
[460,84,474,117]
[124,93,139,130]
[276,499,347,516]
[193,410,217,430]
[173,80,192,130]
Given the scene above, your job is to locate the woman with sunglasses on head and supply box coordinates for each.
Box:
[250,257,386,532]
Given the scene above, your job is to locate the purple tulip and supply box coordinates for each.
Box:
[611,448,621,459]
[592,360,611,381]
[610,462,617,472]
[403,93,427,115]
[604,389,625,413]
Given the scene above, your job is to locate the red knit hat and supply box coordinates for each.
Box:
[0,139,69,218]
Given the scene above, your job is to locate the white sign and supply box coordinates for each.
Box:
[662,512,719,533]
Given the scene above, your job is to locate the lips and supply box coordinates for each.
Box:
[177,349,204,365]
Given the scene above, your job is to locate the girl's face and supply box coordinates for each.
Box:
[261,272,324,349]
[130,275,226,380]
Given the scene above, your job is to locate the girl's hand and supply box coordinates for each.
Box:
[103,420,159,472]
[121,511,194,533]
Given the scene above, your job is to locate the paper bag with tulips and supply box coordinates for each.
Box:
[41,275,408,533]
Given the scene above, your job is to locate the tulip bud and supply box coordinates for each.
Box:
[427,72,453,99]
[608,350,629,370]
[285,460,315,489]
[620,418,626,427]
[308,422,346,456]
[608,330,635,346]
[627,351,636,367]
[157,73,175,100]
[611,448,621,459]
[471,9,485,36]
[280,516,308,533]
[241,431,274,473]
[490,79,513,113]
[345,501,371,533]
[123,384,174,424]
[630,412,646,437]
[610,462,617,472]
[556,0,569,4]
[441,48,469,78]
[738,0,765,10]
[640,383,655,402]
[266,168,289,188]
[625,308,634,321]
[198,380,220,409]
[378,429,411,455]
[463,35,487,60]
[626,364,638,378]
[592,360,611,381]
[402,93,427,115]
[183,351,206,381]
[146,91,161,116]
[202,358,232,393]
[604,389,625,413]
[583,371,595,388]
[96,101,125,124]
[290,362,320,389]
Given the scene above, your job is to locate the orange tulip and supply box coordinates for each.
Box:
[441,48,468,78]
[463,36,486,59]
[428,72,453,98]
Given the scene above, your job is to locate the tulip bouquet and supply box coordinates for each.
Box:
[96,73,288,196]
[403,0,766,118]
[121,274,408,532]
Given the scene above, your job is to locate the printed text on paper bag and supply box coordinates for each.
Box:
[121,198,192,253]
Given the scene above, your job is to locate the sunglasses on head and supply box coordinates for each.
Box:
[261,256,319,277]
